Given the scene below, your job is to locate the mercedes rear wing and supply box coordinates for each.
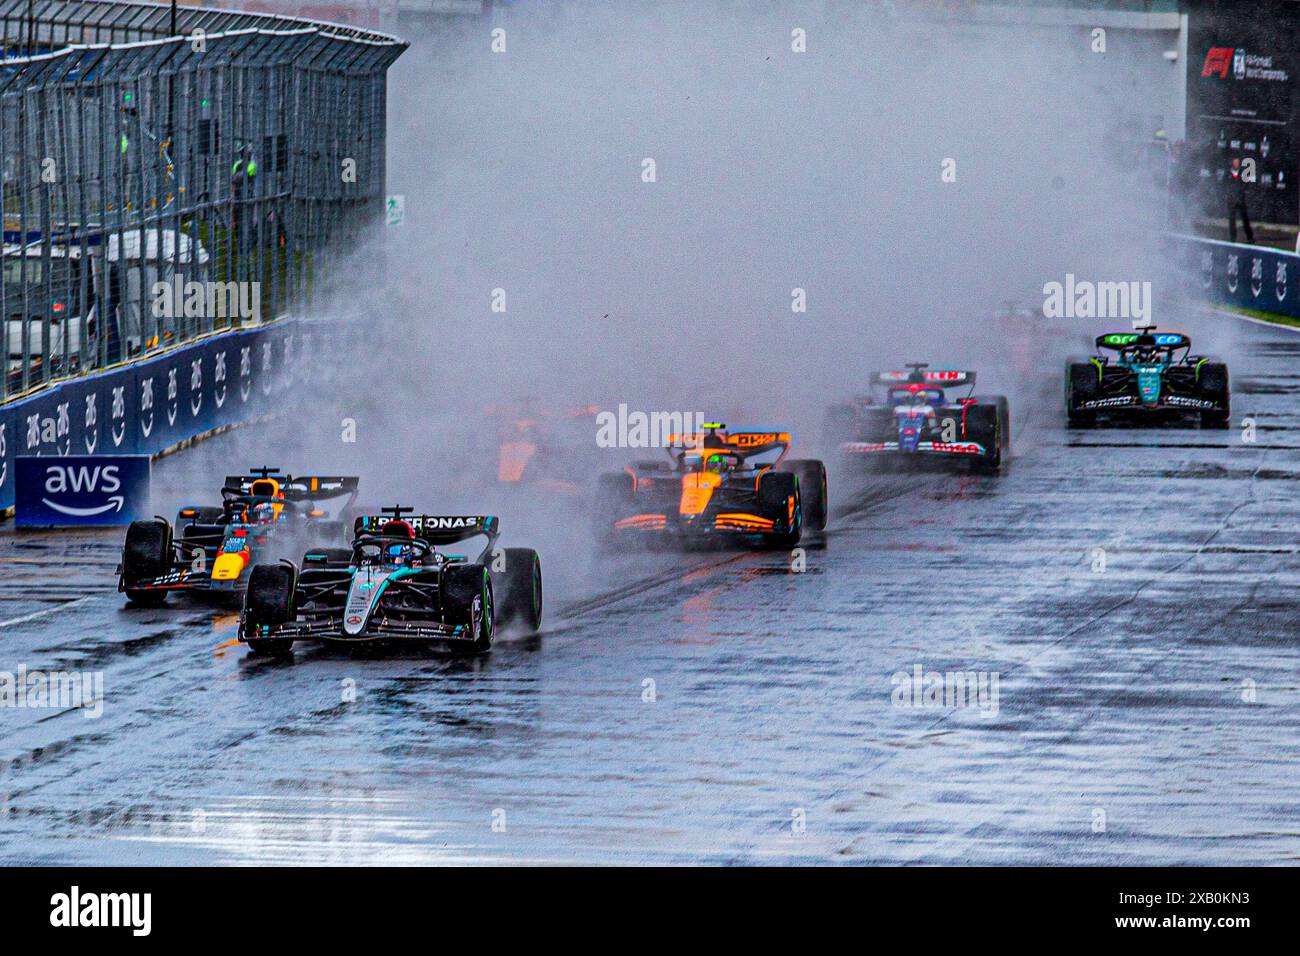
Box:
[353,513,500,547]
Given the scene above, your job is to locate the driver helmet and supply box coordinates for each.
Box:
[250,501,277,525]
[385,542,413,567]
[704,453,729,474]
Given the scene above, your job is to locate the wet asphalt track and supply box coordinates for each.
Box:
[2,308,1299,865]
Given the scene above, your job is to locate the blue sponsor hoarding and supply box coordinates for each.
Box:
[1169,233,1300,318]
[15,455,150,527]
[0,318,326,517]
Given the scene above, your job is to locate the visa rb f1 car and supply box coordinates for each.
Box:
[827,365,1009,471]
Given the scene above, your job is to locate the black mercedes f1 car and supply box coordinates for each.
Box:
[238,507,543,656]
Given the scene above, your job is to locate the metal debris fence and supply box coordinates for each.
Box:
[0,0,405,400]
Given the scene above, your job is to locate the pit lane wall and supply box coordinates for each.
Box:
[1168,233,1300,319]
[0,319,321,517]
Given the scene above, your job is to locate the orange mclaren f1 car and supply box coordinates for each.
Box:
[595,424,826,548]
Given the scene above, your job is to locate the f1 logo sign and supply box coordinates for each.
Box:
[1202,47,1234,78]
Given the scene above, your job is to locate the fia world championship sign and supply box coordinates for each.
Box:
[15,455,151,527]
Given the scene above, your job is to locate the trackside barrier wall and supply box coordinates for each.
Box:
[1167,233,1300,319]
[0,318,327,515]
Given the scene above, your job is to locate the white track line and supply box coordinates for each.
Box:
[1209,305,1300,333]
[0,596,96,629]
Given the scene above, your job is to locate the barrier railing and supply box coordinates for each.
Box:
[1,0,405,401]
[0,315,334,515]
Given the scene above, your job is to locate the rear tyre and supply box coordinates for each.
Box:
[758,471,802,548]
[492,548,543,633]
[444,564,495,654]
[243,563,297,655]
[1066,361,1098,429]
[779,459,827,531]
[1198,362,1230,428]
[963,404,1002,472]
[974,395,1011,457]
[123,518,172,606]
[1201,408,1231,429]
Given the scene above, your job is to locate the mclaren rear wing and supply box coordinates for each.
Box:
[664,429,792,456]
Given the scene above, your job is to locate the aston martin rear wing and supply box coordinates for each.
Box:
[1095,331,1189,351]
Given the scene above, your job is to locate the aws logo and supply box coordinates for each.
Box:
[41,464,124,517]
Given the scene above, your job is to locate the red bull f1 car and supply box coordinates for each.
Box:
[596,424,826,548]
[117,468,360,605]
[826,365,1009,471]
[238,507,543,656]
[1065,329,1230,428]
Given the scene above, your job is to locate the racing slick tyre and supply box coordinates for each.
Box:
[492,548,543,634]
[123,518,173,606]
[779,459,827,531]
[1197,362,1231,429]
[444,564,495,654]
[1065,361,1097,428]
[974,395,1011,458]
[243,563,297,656]
[963,404,1002,472]
[758,471,802,548]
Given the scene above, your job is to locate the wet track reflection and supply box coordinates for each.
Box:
[2,310,1299,864]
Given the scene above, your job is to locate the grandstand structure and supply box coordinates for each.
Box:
[0,0,406,398]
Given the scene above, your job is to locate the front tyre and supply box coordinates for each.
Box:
[122,518,173,607]
[758,471,802,549]
[779,459,827,531]
[444,564,495,654]
[492,547,543,633]
[243,563,297,656]
[1066,362,1098,429]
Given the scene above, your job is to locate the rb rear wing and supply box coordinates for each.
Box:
[224,474,360,500]
[872,370,975,387]
[353,513,500,546]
